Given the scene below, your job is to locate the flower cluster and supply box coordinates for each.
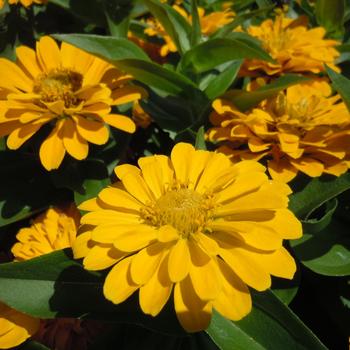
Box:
[1,1,349,348]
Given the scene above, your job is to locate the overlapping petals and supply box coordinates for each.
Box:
[73,142,301,332]
[241,14,340,76]
[208,81,350,182]
[0,36,145,170]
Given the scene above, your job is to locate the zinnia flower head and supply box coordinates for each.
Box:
[0,36,145,171]
[11,205,80,261]
[145,6,234,57]
[208,80,350,182]
[0,0,47,8]
[241,14,340,76]
[0,205,80,349]
[73,142,302,332]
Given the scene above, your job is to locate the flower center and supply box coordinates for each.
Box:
[33,68,83,107]
[272,93,320,125]
[142,188,213,237]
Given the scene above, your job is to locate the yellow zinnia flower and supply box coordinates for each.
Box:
[145,6,234,57]
[0,0,46,8]
[0,36,144,171]
[0,205,80,349]
[73,142,302,332]
[208,80,350,182]
[12,205,80,261]
[241,14,340,76]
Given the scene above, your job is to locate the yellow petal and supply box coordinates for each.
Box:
[213,259,252,321]
[114,164,141,180]
[187,150,212,189]
[168,238,190,282]
[174,277,212,332]
[39,120,66,171]
[268,158,298,183]
[74,115,109,145]
[190,258,221,301]
[210,221,282,250]
[7,122,44,149]
[130,243,165,285]
[112,226,157,252]
[290,158,324,177]
[84,245,125,270]
[111,85,146,105]
[216,172,268,204]
[72,231,92,259]
[103,114,136,133]
[98,187,142,212]
[36,36,61,71]
[258,247,297,279]
[139,254,172,316]
[103,256,139,304]
[171,142,195,184]
[0,58,33,91]
[81,210,139,226]
[120,172,154,204]
[219,248,271,291]
[16,45,42,79]
[62,118,89,160]
[195,152,232,193]
[78,198,103,212]
[138,155,174,193]
[158,225,179,243]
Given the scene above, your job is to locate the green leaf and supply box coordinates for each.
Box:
[0,152,59,227]
[52,34,150,61]
[195,126,207,150]
[272,269,300,305]
[204,60,242,99]
[290,200,350,276]
[326,65,350,111]
[289,173,350,219]
[180,37,273,73]
[291,219,350,276]
[114,59,199,96]
[255,0,273,8]
[315,0,345,38]
[0,249,185,336]
[223,74,309,111]
[73,159,110,206]
[103,0,134,38]
[143,0,191,55]
[206,290,326,350]
[190,0,201,47]
[53,34,200,96]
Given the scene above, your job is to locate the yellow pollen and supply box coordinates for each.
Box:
[33,68,83,107]
[142,188,212,237]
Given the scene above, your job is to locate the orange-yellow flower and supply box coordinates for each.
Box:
[132,101,153,129]
[0,206,80,349]
[145,6,234,57]
[12,205,80,261]
[208,80,350,182]
[73,142,301,332]
[0,36,145,171]
[241,14,340,76]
